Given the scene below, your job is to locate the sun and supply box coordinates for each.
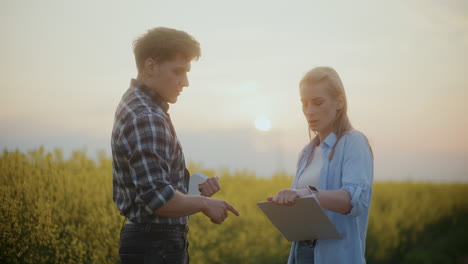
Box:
[254,117,271,131]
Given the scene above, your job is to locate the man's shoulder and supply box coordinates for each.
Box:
[120,87,166,119]
[112,89,169,138]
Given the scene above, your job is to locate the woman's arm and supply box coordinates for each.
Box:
[315,189,351,214]
[267,188,352,214]
[339,131,374,217]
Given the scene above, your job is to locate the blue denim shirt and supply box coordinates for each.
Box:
[288,130,374,264]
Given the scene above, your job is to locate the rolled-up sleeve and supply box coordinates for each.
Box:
[123,113,176,215]
[341,132,374,217]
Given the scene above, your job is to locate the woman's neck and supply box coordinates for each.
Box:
[318,129,332,143]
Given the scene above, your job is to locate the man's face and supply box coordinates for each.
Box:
[147,54,191,104]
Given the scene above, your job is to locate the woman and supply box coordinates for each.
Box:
[268,67,374,264]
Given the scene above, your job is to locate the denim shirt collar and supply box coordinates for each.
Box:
[321,132,337,150]
[131,78,169,113]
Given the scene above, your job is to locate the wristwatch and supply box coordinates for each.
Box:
[307,185,318,194]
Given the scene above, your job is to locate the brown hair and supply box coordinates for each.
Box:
[133,27,201,74]
[300,67,354,161]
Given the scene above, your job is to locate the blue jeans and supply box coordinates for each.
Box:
[119,223,189,264]
[293,241,315,264]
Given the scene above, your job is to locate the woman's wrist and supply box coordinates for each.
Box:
[307,185,318,194]
[296,188,312,197]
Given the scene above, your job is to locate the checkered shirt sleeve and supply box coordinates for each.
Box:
[122,113,176,215]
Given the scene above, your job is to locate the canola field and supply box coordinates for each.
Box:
[1,148,467,264]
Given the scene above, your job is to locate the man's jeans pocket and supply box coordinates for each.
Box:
[158,237,187,263]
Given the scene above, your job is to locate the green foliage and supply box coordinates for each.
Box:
[366,183,468,264]
[399,211,468,264]
[1,149,467,263]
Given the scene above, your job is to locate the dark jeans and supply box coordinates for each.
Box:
[293,240,315,264]
[119,223,189,264]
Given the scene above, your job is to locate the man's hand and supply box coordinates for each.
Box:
[266,188,311,206]
[198,176,220,197]
[202,198,240,224]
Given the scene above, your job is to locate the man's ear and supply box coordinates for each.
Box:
[143,57,158,76]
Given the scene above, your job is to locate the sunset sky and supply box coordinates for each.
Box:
[1,0,467,182]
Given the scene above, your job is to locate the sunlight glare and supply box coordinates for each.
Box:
[255,117,271,131]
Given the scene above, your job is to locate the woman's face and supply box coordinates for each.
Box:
[300,81,343,138]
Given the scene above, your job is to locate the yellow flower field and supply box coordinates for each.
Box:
[1,148,467,263]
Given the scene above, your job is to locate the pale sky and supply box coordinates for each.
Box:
[1,0,467,182]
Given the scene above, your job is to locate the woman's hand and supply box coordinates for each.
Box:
[267,188,311,206]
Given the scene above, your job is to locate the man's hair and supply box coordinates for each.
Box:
[133,27,201,73]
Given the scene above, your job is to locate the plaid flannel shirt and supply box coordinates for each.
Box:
[112,79,189,224]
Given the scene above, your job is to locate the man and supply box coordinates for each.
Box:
[112,27,239,264]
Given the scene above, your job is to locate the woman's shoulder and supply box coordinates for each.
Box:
[342,130,371,148]
[344,129,366,138]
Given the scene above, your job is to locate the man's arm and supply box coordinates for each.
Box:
[155,191,240,224]
[124,114,239,223]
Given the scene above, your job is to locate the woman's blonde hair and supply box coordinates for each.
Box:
[300,67,353,161]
